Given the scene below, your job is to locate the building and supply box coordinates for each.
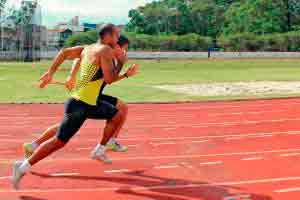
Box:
[0,0,43,61]
[55,16,84,33]
[40,25,47,51]
[83,23,97,32]
[47,29,72,50]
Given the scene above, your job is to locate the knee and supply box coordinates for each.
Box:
[110,110,123,124]
[117,100,128,116]
[53,137,67,148]
[122,103,128,115]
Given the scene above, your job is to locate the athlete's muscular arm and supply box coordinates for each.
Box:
[39,46,84,88]
[101,46,139,84]
[65,58,81,91]
[48,46,84,75]
[101,46,120,84]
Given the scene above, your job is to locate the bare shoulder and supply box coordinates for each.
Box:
[96,45,114,58]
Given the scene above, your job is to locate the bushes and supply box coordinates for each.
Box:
[64,30,98,47]
[65,31,212,51]
[219,32,300,52]
[124,32,212,51]
[65,30,300,52]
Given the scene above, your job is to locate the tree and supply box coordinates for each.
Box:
[222,0,286,35]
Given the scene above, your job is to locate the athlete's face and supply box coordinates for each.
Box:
[121,43,129,52]
[109,27,120,47]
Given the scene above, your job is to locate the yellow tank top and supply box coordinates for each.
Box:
[71,46,103,106]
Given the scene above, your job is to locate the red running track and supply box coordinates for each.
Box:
[1,98,300,200]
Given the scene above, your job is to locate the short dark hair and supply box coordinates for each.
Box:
[117,35,129,47]
[98,23,116,39]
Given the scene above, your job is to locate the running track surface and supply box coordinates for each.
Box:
[1,98,300,200]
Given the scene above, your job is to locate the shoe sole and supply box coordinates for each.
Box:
[107,146,128,152]
[11,161,22,190]
[90,152,112,164]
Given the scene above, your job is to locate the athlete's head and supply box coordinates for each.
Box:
[99,23,120,47]
[117,35,130,51]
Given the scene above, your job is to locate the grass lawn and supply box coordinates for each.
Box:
[1,59,300,103]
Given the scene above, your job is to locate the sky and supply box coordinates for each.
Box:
[40,0,156,27]
[6,0,156,27]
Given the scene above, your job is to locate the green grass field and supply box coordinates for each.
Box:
[1,59,300,103]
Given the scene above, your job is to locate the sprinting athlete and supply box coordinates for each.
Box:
[23,35,131,158]
[12,24,139,189]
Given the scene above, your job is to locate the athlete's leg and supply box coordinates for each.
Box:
[23,123,59,158]
[98,95,128,152]
[12,98,88,189]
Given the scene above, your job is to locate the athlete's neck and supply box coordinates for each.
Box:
[98,39,113,48]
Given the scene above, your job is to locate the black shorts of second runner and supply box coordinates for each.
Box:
[56,98,118,143]
[98,94,118,107]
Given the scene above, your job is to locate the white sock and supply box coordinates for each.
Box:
[108,138,116,144]
[94,144,106,154]
[19,159,31,173]
[31,141,39,150]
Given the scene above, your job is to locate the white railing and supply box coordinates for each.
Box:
[41,51,300,59]
[0,51,300,60]
[0,51,21,60]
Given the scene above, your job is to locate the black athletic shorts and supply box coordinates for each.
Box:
[98,94,118,106]
[56,98,118,143]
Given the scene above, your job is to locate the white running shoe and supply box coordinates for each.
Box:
[11,161,25,190]
[90,149,112,164]
[107,141,128,152]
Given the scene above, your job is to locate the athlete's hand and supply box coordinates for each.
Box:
[126,64,139,78]
[114,45,128,64]
[65,75,76,91]
[38,71,53,88]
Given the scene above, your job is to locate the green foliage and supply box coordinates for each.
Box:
[127,0,300,37]
[123,32,212,51]
[64,30,98,47]
[222,0,287,35]
[219,31,300,51]
[64,0,300,51]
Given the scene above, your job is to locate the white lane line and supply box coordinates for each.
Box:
[76,148,90,151]
[129,118,300,129]
[50,173,80,177]
[0,176,11,180]
[287,132,300,135]
[104,169,130,173]
[1,130,299,143]
[119,130,298,141]
[200,161,223,166]
[225,137,244,141]
[114,148,300,161]
[2,148,300,163]
[275,187,300,193]
[164,128,177,131]
[151,140,211,146]
[280,153,300,157]
[3,176,300,193]
[128,145,137,147]
[0,135,13,137]
[210,110,286,117]
[224,194,252,200]
[241,156,264,161]
[211,112,243,116]
[151,142,177,146]
[250,134,273,138]
[154,165,179,169]
[0,150,15,154]
[191,140,211,143]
